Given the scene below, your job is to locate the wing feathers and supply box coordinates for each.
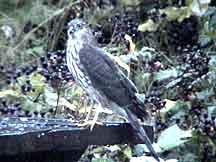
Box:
[79,45,147,118]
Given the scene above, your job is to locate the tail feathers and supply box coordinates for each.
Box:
[131,99,149,121]
[125,108,160,162]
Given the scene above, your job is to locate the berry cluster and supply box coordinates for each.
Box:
[0,98,29,117]
[20,80,35,94]
[0,63,38,85]
[0,97,55,118]
[180,106,216,159]
[155,117,168,134]
[0,98,22,117]
[0,50,73,117]
[0,51,73,90]
[175,49,209,98]
[181,50,209,76]
[110,12,141,43]
[194,112,216,138]
[93,12,142,45]
[165,16,199,51]
[145,84,166,113]
[39,50,73,87]
[175,103,216,138]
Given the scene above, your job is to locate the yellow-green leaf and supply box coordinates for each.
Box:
[0,89,20,97]
[160,6,192,22]
[138,19,159,32]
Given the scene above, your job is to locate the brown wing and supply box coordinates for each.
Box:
[79,45,159,161]
[78,45,148,118]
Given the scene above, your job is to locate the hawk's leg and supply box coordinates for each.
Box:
[84,102,95,122]
[89,103,104,130]
[81,104,112,130]
[77,105,103,130]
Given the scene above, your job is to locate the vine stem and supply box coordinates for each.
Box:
[54,82,62,116]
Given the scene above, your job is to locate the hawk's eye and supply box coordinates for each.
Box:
[69,30,73,35]
[69,27,76,35]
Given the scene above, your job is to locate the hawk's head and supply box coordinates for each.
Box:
[67,19,97,47]
[67,19,91,39]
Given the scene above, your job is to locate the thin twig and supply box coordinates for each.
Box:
[50,3,71,51]
[107,23,118,47]
[55,82,62,116]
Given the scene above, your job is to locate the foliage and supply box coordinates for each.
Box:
[0,0,216,162]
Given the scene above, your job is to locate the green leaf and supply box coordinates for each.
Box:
[199,35,213,47]
[26,46,44,56]
[0,89,20,97]
[30,73,46,93]
[92,158,115,162]
[138,19,159,32]
[166,78,182,88]
[209,56,216,70]
[44,87,58,106]
[137,46,156,61]
[191,0,211,16]
[180,153,198,162]
[162,99,177,113]
[157,124,192,151]
[154,68,180,81]
[160,6,192,22]
[120,0,140,6]
[123,146,132,158]
[135,72,152,91]
[166,100,191,115]
[130,156,165,162]
[195,88,214,100]
[22,97,44,112]
[208,106,216,117]
[160,100,191,120]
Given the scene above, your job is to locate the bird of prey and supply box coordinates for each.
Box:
[66,19,160,162]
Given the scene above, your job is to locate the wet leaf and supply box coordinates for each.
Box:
[130,156,165,162]
[26,46,44,56]
[44,87,58,106]
[44,86,76,110]
[191,0,211,16]
[123,146,132,158]
[29,73,46,93]
[157,124,192,151]
[195,88,214,100]
[138,19,159,32]
[166,78,182,88]
[160,6,191,22]
[180,153,197,162]
[154,68,180,81]
[22,97,44,112]
[92,158,115,162]
[161,99,177,113]
[0,89,20,97]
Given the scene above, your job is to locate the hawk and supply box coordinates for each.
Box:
[66,19,160,162]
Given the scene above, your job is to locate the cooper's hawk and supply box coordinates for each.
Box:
[66,19,160,162]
